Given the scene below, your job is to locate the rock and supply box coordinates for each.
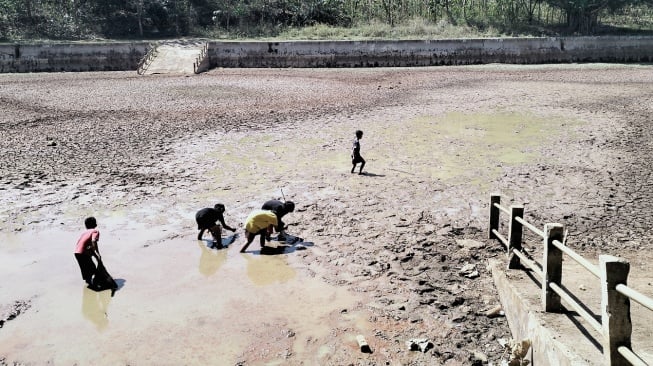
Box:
[471,350,488,364]
[484,305,505,318]
[451,312,466,322]
[406,338,432,353]
[356,334,372,353]
[501,339,532,365]
[459,263,476,275]
[456,239,486,249]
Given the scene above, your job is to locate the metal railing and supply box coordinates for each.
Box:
[136,43,158,75]
[489,194,652,366]
[193,43,209,74]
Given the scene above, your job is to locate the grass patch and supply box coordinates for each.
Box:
[197,18,510,41]
[277,18,509,40]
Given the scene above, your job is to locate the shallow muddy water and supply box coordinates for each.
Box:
[0,223,369,365]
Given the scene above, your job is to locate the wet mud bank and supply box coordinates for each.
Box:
[1,64,653,364]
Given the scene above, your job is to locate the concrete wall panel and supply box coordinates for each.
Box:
[0,36,652,73]
[0,42,148,73]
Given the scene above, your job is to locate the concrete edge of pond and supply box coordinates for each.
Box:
[1,36,653,73]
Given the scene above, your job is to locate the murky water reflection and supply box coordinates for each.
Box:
[0,225,366,364]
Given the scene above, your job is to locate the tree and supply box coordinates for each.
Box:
[545,0,631,32]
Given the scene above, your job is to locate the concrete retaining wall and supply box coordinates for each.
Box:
[0,42,148,73]
[209,36,653,68]
[1,36,652,73]
[489,260,596,365]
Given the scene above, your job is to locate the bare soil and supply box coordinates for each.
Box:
[1,64,653,365]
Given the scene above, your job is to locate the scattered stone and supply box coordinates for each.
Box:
[501,339,532,366]
[406,338,432,353]
[356,335,372,353]
[459,263,480,278]
[471,350,488,364]
[456,239,486,249]
[459,263,475,274]
[484,305,504,318]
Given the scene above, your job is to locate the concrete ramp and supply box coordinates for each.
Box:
[143,40,208,75]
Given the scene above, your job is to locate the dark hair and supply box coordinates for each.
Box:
[84,216,97,229]
[284,201,295,212]
[214,203,225,212]
[355,130,363,138]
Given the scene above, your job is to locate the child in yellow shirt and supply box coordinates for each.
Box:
[240,209,278,253]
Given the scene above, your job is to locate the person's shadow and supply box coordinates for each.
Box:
[199,233,238,250]
[358,171,385,177]
[258,233,314,256]
[197,234,237,276]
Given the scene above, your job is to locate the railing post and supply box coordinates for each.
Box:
[489,194,501,239]
[508,205,524,269]
[600,255,632,366]
[542,223,564,312]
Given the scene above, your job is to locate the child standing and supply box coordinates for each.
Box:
[74,217,100,286]
[351,130,366,174]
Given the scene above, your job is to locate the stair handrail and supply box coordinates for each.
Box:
[193,42,209,74]
[137,43,159,75]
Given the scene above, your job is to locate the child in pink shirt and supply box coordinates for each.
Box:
[74,217,100,285]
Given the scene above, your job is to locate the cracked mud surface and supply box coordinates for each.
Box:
[1,64,653,365]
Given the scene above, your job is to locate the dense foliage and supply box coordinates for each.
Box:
[1,0,652,40]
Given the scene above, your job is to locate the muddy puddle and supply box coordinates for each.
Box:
[0,222,369,365]
[390,111,574,186]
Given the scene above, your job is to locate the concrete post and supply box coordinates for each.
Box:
[600,255,632,366]
[542,223,564,312]
[508,205,524,269]
[489,194,501,240]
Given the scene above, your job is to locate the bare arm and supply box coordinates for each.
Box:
[91,239,100,258]
[219,213,236,232]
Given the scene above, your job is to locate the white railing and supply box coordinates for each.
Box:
[193,42,209,74]
[489,194,652,366]
[136,43,158,75]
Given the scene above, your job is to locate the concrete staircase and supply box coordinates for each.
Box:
[139,40,209,75]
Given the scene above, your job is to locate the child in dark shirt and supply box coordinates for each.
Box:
[195,203,237,248]
[261,199,295,241]
[351,130,365,174]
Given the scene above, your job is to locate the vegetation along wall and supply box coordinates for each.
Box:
[1,36,652,73]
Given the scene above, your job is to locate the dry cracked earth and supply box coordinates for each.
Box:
[1,64,653,365]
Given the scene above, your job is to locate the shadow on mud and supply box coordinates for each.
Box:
[259,234,313,256]
[358,171,385,177]
[199,233,238,250]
